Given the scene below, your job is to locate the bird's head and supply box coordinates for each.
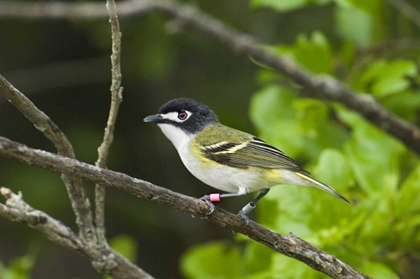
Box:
[144,98,219,149]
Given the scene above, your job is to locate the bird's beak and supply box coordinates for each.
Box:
[143,114,164,123]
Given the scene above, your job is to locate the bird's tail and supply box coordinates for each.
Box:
[294,172,350,203]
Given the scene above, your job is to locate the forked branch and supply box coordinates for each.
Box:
[0,0,419,155]
[0,136,371,279]
[94,0,124,245]
[0,187,153,279]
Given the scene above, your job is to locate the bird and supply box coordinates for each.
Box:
[144,98,350,225]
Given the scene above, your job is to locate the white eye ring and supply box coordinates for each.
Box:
[160,111,193,123]
[178,111,189,121]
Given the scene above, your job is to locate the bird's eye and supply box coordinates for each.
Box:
[178,111,188,120]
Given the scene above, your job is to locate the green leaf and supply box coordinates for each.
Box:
[256,193,281,229]
[256,69,282,84]
[270,254,319,278]
[104,235,138,279]
[361,261,398,279]
[339,109,405,196]
[180,241,242,279]
[347,201,391,254]
[0,246,39,279]
[272,31,333,74]
[250,84,295,131]
[293,100,349,158]
[338,40,355,70]
[251,84,348,161]
[251,0,308,12]
[245,271,273,279]
[109,234,138,262]
[294,32,333,74]
[262,186,314,237]
[251,0,333,12]
[394,214,420,249]
[395,162,420,216]
[338,0,381,13]
[356,60,417,97]
[381,91,420,121]
[334,0,385,46]
[292,148,354,233]
[312,149,353,191]
[243,242,272,274]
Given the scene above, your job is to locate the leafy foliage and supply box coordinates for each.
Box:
[250,0,333,12]
[0,246,38,279]
[109,234,138,262]
[180,1,420,278]
[1,0,420,278]
[181,241,243,279]
[335,0,385,45]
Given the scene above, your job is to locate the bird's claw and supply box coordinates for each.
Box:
[238,210,250,227]
[200,195,215,215]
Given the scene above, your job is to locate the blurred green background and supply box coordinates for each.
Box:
[1,0,420,278]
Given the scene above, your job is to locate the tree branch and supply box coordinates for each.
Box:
[0,0,152,19]
[1,0,419,155]
[94,0,124,246]
[0,136,371,279]
[0,74,95,242]
[0,187,82,251]
[387,0,420,29]
[0,187,153,279]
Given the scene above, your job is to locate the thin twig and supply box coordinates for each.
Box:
[356,39,420,55]
[1,0,419,155]
[94,0,124,246]
[0,136,371,279]
[0,74,95,242]
[0,187,153,279]
[388,0,420,30]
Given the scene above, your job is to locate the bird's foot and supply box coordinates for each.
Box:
[238,210,250,226]
[238,202,256,227]
[200,195,219,215]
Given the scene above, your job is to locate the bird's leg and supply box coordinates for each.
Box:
[200,192,246,215]
[220,193,247,199]
[238,188,270,226]
[200,195,216,215]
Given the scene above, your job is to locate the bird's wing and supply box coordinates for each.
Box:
[200,135,307,173]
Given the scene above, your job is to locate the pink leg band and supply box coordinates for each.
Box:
[209,193,221,202]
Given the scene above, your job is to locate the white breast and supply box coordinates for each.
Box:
[157,124,265,194]
[158,123,193,151]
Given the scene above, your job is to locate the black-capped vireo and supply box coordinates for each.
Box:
[144,98,349,224]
